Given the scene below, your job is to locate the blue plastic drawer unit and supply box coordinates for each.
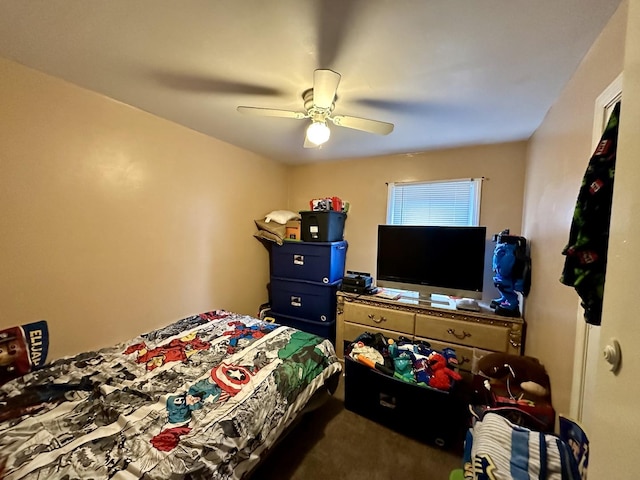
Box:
[270,311,336,341]
[270,241,347,284]
[270,277,340,323]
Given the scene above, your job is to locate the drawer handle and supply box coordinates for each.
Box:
[447,328,471,340]
[367,314,387,324]
[460,356,471,365]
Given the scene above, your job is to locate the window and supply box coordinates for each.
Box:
[386,178,482,226]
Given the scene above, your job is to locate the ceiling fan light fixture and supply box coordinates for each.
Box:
[237,69,394,147]
[306,121,331,145]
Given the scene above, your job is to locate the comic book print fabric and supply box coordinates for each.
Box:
[0,311,341,479]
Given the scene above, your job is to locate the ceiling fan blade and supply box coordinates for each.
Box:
[152,71,284,96]
[316,0,362,68]
[331,115,394,135]
[237,106,307,119]
[313,69,341,109]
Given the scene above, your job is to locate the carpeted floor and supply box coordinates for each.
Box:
[251,372,463,480]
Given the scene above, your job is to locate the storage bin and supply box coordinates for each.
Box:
[344,356,470,449]
[270,241,347,283]
[269,277,340,322]
[270,311,336,342]
[300,211,346,242]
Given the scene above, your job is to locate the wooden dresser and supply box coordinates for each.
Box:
[336,292,525,373]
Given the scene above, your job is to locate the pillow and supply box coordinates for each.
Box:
[254,230,283,245]
[264,210,300,224]
[255,219,286,238]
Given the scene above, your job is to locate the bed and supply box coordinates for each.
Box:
[0,310,342,479]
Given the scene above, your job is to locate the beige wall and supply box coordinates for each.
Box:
[0,57,287,360]
[590,0,640,473]
[288,142,527,303]
[522,1,627,415]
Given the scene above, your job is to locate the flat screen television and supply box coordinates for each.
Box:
[376,225,487,300]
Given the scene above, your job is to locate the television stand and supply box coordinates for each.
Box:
[336,291,525,374]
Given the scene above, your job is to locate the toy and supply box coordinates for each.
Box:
[491,230,531,317]
[440,347,459,368]
[0,322,49,387]
[393,354,416,383]
[350,341,385,365]
[387,339,415,383]
[428,352,462,391]
[0,332,20,370]
[353,353,395,377]
[476,352,550,397]
[409,346,436,385]
[387,338,399,359]
[0,330,29,385]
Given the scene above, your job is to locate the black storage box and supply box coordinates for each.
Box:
[300,211,346,242]
[344,356,470,449]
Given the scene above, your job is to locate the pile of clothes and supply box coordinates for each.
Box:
[346,332,462,392]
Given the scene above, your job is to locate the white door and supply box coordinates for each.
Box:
[587,1,640,475]
[570,75,622,427]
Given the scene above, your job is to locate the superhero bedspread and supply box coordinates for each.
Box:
[0,310,342,479]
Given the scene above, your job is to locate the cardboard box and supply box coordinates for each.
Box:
[285,219,301,240]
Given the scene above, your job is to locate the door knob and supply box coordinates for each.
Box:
[603,338,621,373]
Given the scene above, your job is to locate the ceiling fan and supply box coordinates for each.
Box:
[237,69,394,148]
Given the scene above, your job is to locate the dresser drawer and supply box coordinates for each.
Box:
[343,302,414,335]
[417,337,475,372]
[415,314,510,352]
[414,336,492,373]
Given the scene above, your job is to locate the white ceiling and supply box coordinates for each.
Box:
[0,0,622,164]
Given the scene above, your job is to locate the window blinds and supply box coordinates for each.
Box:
[387,178,481,226]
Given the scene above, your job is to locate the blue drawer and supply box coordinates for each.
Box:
[269,277,340,322]
[270,311,336,342]
[270,241,347,284]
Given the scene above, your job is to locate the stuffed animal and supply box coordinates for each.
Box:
[428,352,462,391]
[440,347,459,369]
[476,352,550,397]
[393,354,416,383]
[387,339,416,383]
